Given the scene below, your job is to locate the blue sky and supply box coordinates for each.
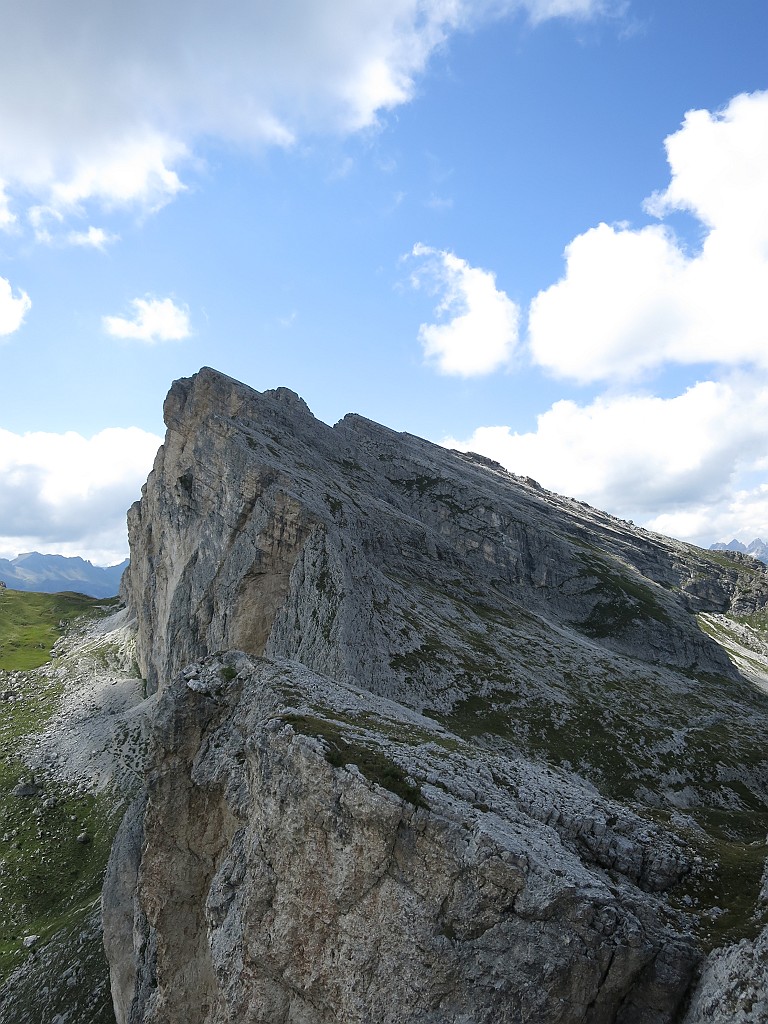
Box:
[1,0,767,563]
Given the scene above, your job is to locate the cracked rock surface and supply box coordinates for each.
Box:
[109,368,768,1023]
[105,654,698,1024]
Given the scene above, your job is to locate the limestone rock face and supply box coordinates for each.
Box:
[111,368,768,1023]
[104,654,699,1024]
[682,927,768,1023]
[123,368,765,699]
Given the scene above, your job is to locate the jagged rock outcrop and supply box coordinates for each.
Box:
[110,368,768,1023]
[682,926,768,1023]
[104,654,699,1024]
[0,552,128,597]
[123,369,768,699]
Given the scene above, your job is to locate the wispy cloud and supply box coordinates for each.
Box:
[408,243,520,376]
[0,277,31,337]
[425,195,454,211]
[277,310,298,328]
[0,0,621,233]
[0,183,16,230]
[103,297,191,344]
[67,226,119,250]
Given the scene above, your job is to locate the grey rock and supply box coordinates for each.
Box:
[682,926,768,1023]
[711,538,768,565]
[124,369,764,699]
[11,781,42,797]
[0,551,128,598]
[105,655,699,1024]
[108,368,768,1024]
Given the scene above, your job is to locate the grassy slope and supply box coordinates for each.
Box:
[0,589,121,1016]
[0,588,112,671]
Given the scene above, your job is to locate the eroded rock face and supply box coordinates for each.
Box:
[104,654,699,1024]
[123,369,766,700]
[682,927,768,1023]
[111,368,768,1023]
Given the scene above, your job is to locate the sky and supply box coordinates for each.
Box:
[1,0,767,565]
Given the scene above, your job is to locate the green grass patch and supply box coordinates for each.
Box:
[731,609,768,631]
[672,810,768,950]
[284,713,426,808]
[387,475,442,496]
[0,590,109,671]
[433,679,768,947]
[0,593,125,981]
[574,554,671,638]
[0,776,122,978]
[698,549,768,579]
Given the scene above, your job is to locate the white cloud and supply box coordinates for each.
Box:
[444,376,768,547]
[644,91,768,239]
[425,194,454,211]
[103,297,191,344]
[523,0,617,24]
[646,484,768,552]
[409,243,520,376]
[528,90,768,383]
[0,277,31,336]
[0,426,162,564]
[66,226,119,250]
[443,90,768,550]
[0,0,616,229]
[49,133,189,212]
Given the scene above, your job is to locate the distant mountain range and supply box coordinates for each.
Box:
[0,552,128,598]
[710,537,768,564]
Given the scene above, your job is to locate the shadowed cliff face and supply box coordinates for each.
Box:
[111,367,768,1024]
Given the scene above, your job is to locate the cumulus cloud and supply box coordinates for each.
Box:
[444,376,768,546]
[0,277,31,336]
[0,426,162,564]
[103,297,191,343]
[528,90,768,383]
[409,243,520,375]
[646,484,768,553]
[0,0,615,232]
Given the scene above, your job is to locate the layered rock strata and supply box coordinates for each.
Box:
[104,653,699,1024]
[110,368,768,1023]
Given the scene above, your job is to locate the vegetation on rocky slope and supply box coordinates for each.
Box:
[0,595,141,1023]
[0,588,110,671]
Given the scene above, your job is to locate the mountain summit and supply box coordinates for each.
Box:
[105,368,768,1024]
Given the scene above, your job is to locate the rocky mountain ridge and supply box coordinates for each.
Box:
[107,367,768,1023]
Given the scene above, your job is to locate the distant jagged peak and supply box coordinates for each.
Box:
[711,537,768,564]
[0,551,128,596]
